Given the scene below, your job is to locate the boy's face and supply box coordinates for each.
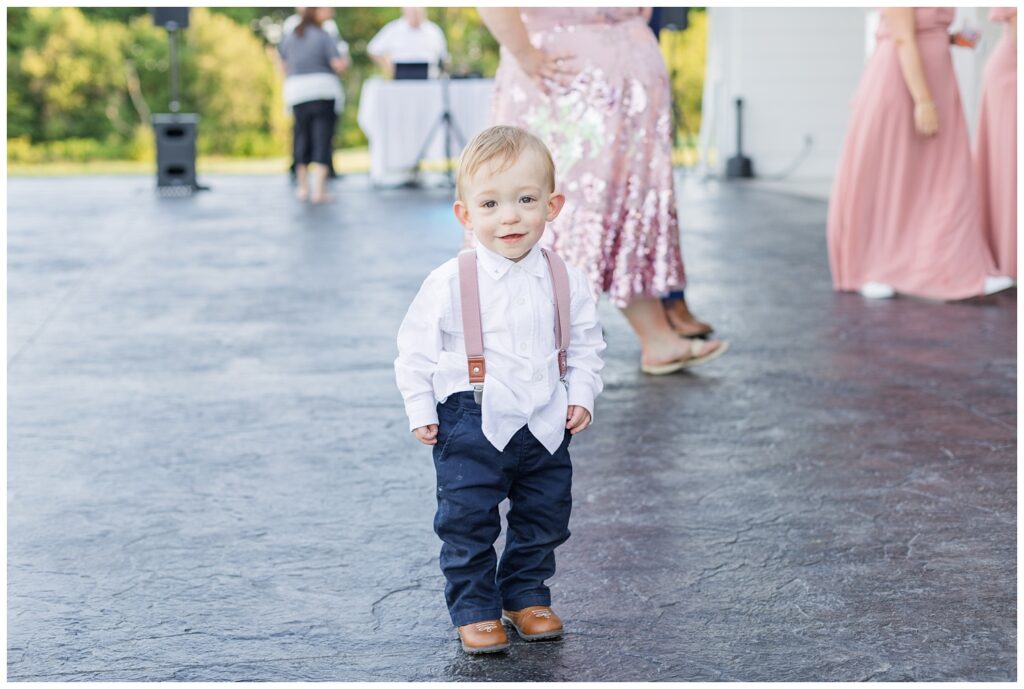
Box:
[453,150,565,262]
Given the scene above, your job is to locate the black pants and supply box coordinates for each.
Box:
[292,99,334,167]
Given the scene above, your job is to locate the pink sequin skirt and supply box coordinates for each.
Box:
[481,15,687,308]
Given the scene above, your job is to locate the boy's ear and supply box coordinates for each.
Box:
[546,192,566,222]
[453,199,472,229]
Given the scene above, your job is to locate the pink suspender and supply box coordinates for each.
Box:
[543,248,571,378]
[458,251,487,399]
[458,248,571,404]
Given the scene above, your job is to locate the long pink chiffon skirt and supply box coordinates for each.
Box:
[974,31,1017,279]
[827,33,996,300]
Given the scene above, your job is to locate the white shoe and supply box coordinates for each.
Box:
[983,276,1015,295]
[859,281,895,299]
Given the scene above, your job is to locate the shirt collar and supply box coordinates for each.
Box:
[476,242,547,280]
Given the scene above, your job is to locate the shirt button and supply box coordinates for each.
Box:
[534,372,544,382]
[519,343,528,352]
[517,296,526,305]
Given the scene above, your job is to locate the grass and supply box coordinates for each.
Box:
[8,145,702,177]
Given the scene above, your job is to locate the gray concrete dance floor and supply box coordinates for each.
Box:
[8,173,1016,681]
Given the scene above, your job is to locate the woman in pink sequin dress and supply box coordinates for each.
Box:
[477,7,727,374]
[827,8,1012,300]
[974,7,1017,279]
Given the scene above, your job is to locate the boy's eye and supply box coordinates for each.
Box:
[482,201,497,208]
[519,196,536,204]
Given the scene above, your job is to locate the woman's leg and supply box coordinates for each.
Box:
[310,100,335,204]
[310,164,330,203]
[293,102,311,201]
[621,296,724,368]
[663,293,714,337]
[295,164,309,201]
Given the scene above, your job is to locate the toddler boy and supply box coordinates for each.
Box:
[394,125,606,654]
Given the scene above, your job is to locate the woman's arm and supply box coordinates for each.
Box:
[477,8,534,60]
[884,8,938,136]
[477,7,576,91]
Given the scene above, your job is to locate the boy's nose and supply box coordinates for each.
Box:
[500,209,519,223]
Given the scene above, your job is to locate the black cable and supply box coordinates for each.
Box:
[758,135,814,181]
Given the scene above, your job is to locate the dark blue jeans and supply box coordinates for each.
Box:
[433,392,573,626]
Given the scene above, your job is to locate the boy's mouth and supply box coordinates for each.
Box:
[498,234,525,243]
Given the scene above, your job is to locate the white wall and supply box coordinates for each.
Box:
[699,7,996,183]
[699,7,867,181]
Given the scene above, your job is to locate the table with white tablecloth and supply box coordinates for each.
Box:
[357,77,494,186]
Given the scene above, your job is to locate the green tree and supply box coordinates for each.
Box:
[8,7,287,157]
[660,9,708,145]
[14,7,133,141]
[182,8,287,155]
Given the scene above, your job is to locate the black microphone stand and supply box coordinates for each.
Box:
[408,57,465,189]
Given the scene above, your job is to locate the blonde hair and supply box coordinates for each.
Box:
[456,125,556,201]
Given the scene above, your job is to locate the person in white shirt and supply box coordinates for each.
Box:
[394,126,605,655]
[367,7,448,76]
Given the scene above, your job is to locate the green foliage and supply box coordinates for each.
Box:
[78,8,148,24]
[6,133,135,163]
[7,7,701,163]
[181,8,288,155]
[8,6,286,159]
[660,9,708,144]
[13,7,133,141]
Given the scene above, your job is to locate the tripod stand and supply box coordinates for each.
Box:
[408,59,466,188]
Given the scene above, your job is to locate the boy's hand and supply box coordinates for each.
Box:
[414,424,438,445]
[566,405,591,435]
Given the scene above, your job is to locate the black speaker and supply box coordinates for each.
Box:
[151,7,189,30]
[153,113,198,189]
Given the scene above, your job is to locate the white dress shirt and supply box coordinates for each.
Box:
[367,18,448,66]
[395,244,605,455]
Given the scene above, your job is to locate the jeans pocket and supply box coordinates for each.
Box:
[436,408,468,463]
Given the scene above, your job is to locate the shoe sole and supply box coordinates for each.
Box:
[641,340,731,375]
[504,621,564,642]
[461,641,510,654]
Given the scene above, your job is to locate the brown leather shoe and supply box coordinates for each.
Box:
[502,606,564,641]
[457,619,509,654]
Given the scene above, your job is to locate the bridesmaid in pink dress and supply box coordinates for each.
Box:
[974,7,1017,279]
[477,7,727,374]
[827,8,1012,300]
